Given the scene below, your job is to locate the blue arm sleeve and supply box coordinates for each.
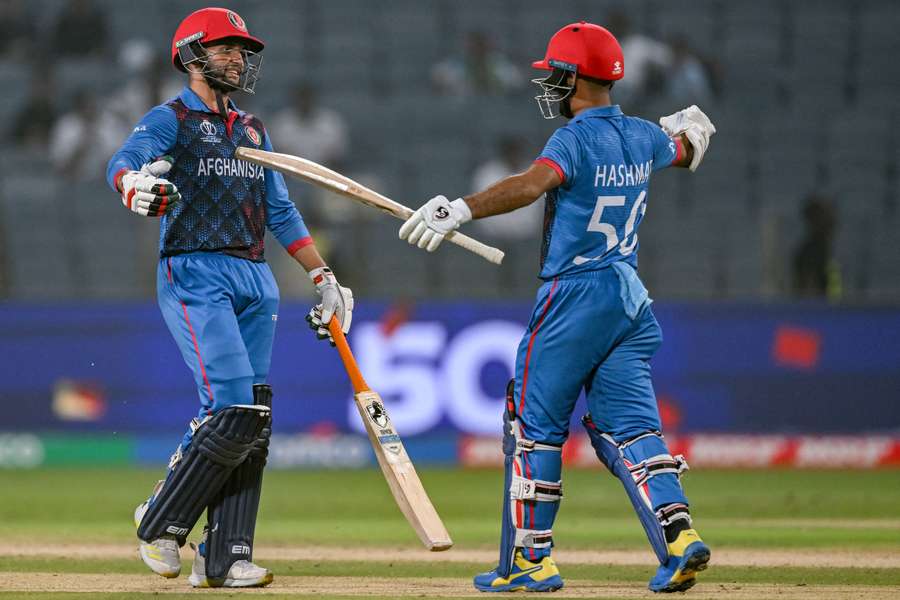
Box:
[649,122,678,172]
[537,127,581,185]
[105,105,178,192]
[261,133,311,252]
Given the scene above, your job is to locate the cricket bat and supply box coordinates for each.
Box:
[327,318,453,551]
[234,146,504,265]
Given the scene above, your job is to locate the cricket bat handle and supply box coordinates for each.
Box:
[443,230,505,265]
[328,319,368,394]
[388,203,504,264]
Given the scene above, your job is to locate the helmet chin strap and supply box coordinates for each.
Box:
[560,78,576,118]
[560,96,574,119]
[201,58,241,113]
[214,89,228,117]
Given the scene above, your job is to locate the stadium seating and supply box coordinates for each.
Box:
[1,0,897,302]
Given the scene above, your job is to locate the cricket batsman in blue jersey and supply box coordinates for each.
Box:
[106,7,352,588]
[400,22,716,594]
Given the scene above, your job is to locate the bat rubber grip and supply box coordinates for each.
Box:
[445,231,505,264]
[328,319,369,394]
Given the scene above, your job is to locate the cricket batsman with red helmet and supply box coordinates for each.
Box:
[400,22,716,593]
[106,7,353,588]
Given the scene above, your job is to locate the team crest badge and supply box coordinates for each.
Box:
[227,11,247,32]
[245,126,261,145]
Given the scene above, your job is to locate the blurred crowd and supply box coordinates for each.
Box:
[5,2,720,183]
[2,0,876,303]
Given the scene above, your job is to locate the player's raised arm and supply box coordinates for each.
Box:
[659,105,716,171]
[398,161,560,252]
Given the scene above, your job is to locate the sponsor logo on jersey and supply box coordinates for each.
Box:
[245,126,261,145]
[196,157,265,179]
[133,125,147,133]
[227,11,247,32]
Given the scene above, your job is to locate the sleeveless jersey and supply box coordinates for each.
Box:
[161,98,268,261]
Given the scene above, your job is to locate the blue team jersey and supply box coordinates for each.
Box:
[107,87,311,262]
[535,105,677,280]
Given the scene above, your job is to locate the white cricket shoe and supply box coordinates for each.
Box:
[188,542,273,588]
[134,500,182,578]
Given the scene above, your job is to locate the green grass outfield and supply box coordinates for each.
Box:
[1,468,899,599]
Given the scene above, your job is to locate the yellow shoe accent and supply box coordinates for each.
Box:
[145,548,163,561]
[661,529,710,591]
[476,551,564,592]
[507,551,560,584]
[668,528,703,557]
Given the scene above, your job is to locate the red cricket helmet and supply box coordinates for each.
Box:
[532,22,624,81]
[171,7,264,72]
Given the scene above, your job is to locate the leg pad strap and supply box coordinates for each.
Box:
[514,528,553,548]
[510,475,562,502]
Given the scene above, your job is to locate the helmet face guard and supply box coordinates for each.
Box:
[177,37,263,95]
[532,60,577,119]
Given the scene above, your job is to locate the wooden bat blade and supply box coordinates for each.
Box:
[353,389,453,551]
[235,146,504,265]
[326,319,452,551]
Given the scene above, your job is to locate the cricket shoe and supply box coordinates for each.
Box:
[473,550,563,592]
[133,499,181,578]
[188,540,273,588]
[648,529,711,593]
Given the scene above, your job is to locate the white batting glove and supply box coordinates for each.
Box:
[117,156,181,216]
[659,105,716,172]
[399,195,472,252]
[306,267,353,344]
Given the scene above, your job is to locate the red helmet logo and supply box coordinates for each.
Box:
[532,22,624,81]
[226,10,247,32]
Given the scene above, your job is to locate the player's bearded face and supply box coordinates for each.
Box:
[203,44,246,92]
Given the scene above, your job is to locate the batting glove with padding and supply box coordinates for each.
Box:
[117,156,181,217]
[306,267,354,344]
[399,195,472,252]
[659,105,716,172]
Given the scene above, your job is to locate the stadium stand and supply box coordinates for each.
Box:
[1,0,897,302]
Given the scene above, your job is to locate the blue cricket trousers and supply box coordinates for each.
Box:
[157,253,279,428]
[513,263,664,445]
